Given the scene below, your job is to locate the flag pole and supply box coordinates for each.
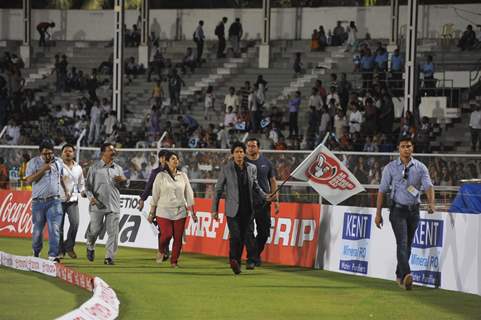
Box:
[269,132,331,199]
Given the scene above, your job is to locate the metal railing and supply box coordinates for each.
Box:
[1,144,479,207]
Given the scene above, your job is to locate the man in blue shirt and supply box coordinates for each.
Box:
[421,55,435,96]
[25,141,67,262]
[375,136,435,290]
[390,48,404,96]
[246,138,279,267]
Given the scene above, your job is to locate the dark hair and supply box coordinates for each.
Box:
[165,151,178,162]
[398,135,413,145]
[230,141,246,154]
[158,149,168,158]
[164,151,179,180]
[100,143,114,153]
[246,137,260,147]
[61,143,75,152]
[39,140,54,152]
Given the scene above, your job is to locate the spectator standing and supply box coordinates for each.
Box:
[422,55,435,95]
[224,86,240,112]
[228,18,243,57]
[458,25,477,51]
[337,73,352,112]
[469,103,481,151]
[390,48,404,95]
[168,69,185,110]
[293,52,303,76]
[308,87,322,110]
[349,102,363,134]
[311,29,320,51]
[193,20,205,64]
[332,21,346,46]
[215,17,228,58]
[88,100,102,145]
[318,26,327,51]
[0,157,9,189]
[288,91,301,137]
[345,21,357,52]
[204,85,216,120]
[151,79,164,107]
[37,22,55,47]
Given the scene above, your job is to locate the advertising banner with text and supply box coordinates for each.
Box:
[1,191,320,268]
[317,205,481,296]
[182,198,321,267]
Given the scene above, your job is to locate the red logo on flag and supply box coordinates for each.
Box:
[305,152,355,190]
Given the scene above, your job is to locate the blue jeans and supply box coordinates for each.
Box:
[389,206,420,280]
[32,198,63,258]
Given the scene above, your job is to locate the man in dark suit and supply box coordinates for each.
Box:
[211,141,269,274]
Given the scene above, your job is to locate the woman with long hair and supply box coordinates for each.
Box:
[149,151,197,267]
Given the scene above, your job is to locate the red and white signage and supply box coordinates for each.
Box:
[290,144,365,205]
[0,191,34,238]
[183,198,321,268]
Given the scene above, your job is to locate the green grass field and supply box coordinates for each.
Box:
[1,237,480,320]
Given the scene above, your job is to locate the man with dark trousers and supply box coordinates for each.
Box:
[375,135,435,290]
[138,149,168,263]
[215,17,228,58]
[193,20,205,64]
[211,141,270,274]
[245,138,279,266]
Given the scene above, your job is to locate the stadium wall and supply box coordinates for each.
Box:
[0,4,479,41]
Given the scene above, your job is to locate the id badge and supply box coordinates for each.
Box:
[407,185,419,197]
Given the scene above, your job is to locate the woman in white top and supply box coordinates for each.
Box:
[149,151,197,267]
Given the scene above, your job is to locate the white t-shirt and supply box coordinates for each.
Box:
[470,110,481,129]
[224,112,237,126]
[308,94,323,109]
[224,94,240,112]
[349,110,363,133]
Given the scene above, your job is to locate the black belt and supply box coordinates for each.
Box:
[32,195,60,202]
[393,202,419,211]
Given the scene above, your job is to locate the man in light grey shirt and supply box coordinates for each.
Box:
[85,143,127,265]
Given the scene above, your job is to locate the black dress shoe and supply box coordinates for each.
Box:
[230,259,241,275]
[87,249,95,262]
[104,258,115,265]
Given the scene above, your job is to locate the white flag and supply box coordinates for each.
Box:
[291,143,365,205]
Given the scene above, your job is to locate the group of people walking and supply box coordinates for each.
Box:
[26,135,435,287]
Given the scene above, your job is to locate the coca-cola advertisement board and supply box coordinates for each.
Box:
[0,190,34,238]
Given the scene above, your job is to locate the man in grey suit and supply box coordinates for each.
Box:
[212,141,270,274]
